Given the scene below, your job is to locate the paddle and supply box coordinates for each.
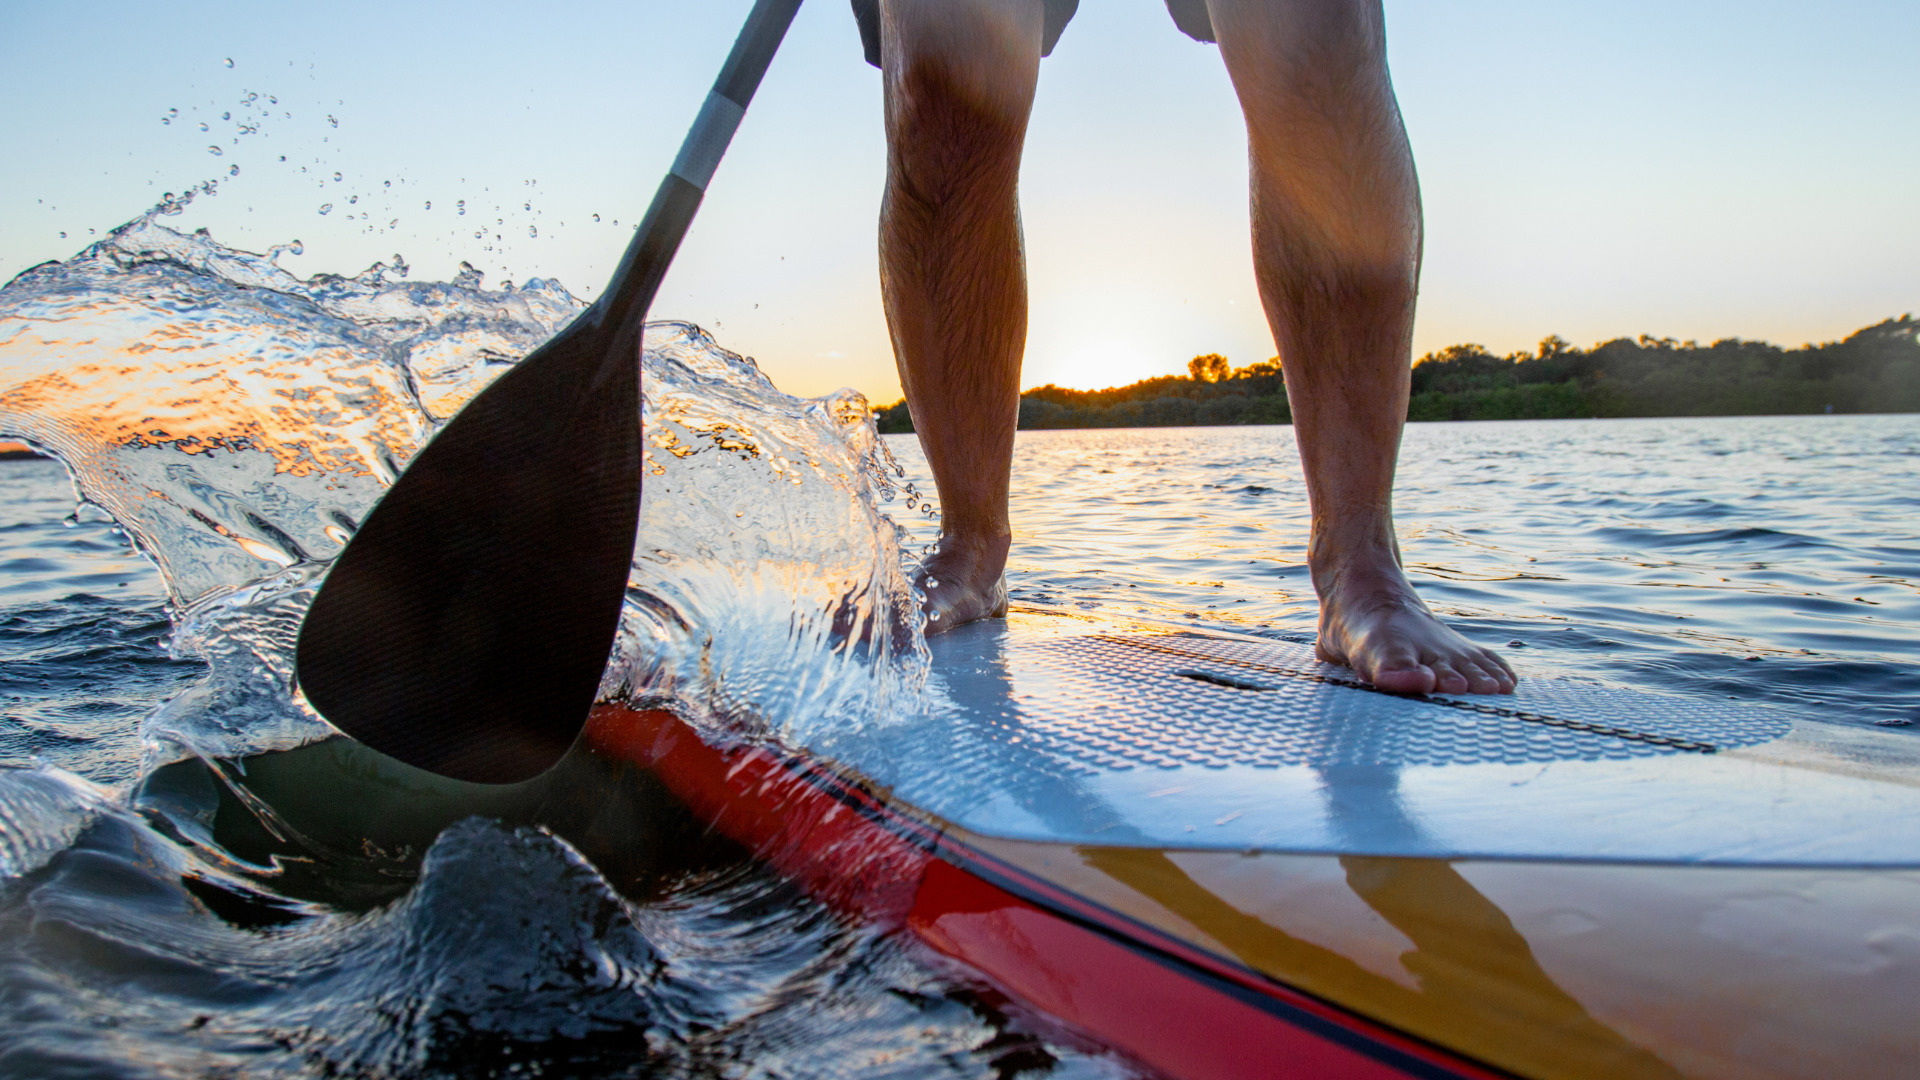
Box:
[295,0,805,785]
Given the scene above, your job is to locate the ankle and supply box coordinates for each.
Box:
[937,528,1010,561]
[1308,518,1400,594]
[923,530,1011,585]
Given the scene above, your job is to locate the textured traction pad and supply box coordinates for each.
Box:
[968,631,1791,774]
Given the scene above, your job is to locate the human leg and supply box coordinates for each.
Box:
[1205,0,1514,693]
[878,0,1045,631]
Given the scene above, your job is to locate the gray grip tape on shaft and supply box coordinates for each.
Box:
[670,92,746,191]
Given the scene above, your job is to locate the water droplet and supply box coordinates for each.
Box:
[424,201,431,210]
[229,165,239,176]
[278,155,286,162]
[473,230,483,239]
[168,107,178,118]
[523,201,531,211]
[332,172,342,182]
[223,57,234,68]
[222,111,231,120]
[318,203,333,215]
[457,199,466,215]
[199,122,210,132]
[348,195,358,204]
[527,225,537,237]
[161,116,171,125]
[59,231,66,239]
[388,219,398,229]
[592,213,600,222]
[326,115,338,128]
[207,145,223,155]
[268,95,277,104]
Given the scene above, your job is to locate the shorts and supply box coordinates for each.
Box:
[853,0,1216,69]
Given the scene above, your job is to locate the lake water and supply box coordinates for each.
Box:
[971,415,1920,729]
[1,215,1916,1076]
[4,416,1916,1076]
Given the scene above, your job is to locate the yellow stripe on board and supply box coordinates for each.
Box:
[957,831,1920,1080]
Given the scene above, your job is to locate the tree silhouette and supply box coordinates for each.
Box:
[1188,353,1231,382]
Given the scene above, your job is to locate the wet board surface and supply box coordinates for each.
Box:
[812,607,1920,866]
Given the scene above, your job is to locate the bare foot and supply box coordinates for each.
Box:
[917,533,1010,635]
[1314,559,1516,695]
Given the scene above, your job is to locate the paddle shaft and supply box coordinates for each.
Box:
[600,0,803,347]
[294,0,802,784]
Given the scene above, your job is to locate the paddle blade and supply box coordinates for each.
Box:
[295,314,641,784]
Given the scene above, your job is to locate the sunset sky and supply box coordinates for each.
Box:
[2,0,1915,403]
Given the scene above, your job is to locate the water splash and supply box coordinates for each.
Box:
[0,211,926,765]
[610,324,926,744]
[0,764,113,881]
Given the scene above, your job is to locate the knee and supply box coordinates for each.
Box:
[881,0,1043,158]
[1205,0,1390,94]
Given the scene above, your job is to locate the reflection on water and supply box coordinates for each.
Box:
[0,210,1915,1073]
[3,744,1105,1078]
[889,416,1918,729]
[0,218,1107,1077]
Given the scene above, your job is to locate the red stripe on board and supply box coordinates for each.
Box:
[585,703,931,920]
[911,858,1442,1079]
[584,705,1497,1080]
[924,840,1509,1080]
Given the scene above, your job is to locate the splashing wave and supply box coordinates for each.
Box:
[0,211,927,764]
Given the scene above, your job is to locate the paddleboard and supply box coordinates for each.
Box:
[585,605,1920,1080]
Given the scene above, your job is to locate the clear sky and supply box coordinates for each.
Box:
[2,1,1915,403]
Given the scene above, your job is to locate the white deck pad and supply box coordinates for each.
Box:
[812,608,1920,866]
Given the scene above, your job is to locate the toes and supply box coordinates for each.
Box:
[1462,649,1517,694]
[1367,662,1438,695]
[1485,650,1519,690]
[1354,639,1436,694]
[1428,661,1470,695]
[1448,655,1495,694]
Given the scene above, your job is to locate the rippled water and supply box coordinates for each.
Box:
[928,414,1918,730]
[1,213,1916,1076]
[0,217,1109,1078]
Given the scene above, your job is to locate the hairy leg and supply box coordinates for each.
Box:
[1206,0,1514,693]
[878,0,1044,632]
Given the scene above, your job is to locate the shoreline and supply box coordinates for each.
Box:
[876,316,1917,434]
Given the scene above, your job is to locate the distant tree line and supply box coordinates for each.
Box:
[870,316,1919,433]
[875,353,1294,434]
